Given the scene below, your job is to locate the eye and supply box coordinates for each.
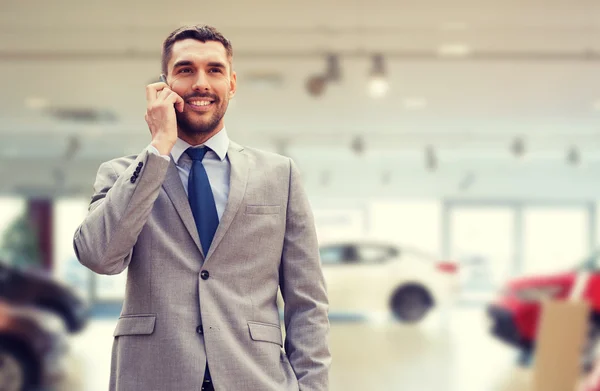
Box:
[177,68,193,74]
[209,68,223,74]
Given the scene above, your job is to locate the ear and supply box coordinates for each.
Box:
[228,71,237,100]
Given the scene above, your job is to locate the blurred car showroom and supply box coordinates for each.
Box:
[2,0,600,390]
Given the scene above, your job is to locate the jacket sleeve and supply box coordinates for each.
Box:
[280,158,331,391]
[73,149,170,275]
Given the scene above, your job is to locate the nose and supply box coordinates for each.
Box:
[192,71,210,91]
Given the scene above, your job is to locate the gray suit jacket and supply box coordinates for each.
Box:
[73,141,331,391]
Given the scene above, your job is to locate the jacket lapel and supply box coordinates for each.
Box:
[161,159,204,256]
[205,141,248,261]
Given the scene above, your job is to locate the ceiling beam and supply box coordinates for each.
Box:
[2,49,600,62]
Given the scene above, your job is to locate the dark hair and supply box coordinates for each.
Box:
[161,25,233,75]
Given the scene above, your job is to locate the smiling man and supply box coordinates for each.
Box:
[74,25,331,391]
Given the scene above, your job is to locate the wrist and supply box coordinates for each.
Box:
[150,141,175,155]
[150,140,174,156]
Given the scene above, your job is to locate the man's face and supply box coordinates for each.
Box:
[166,39,237,137]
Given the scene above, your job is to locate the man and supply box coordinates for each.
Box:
[73,25,331,391]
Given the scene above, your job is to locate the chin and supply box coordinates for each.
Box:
[181,122,219,136]
[178,110,224,135]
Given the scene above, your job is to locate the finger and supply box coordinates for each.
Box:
[164,91,186,113]
[174,93,185,112]
[145,82,169,104]
[156,87,173,102]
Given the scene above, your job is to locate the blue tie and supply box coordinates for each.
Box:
[186,147,219,256]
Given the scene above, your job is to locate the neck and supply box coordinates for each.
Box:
[178,125,224,146]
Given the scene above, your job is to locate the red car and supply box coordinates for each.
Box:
[488,252,600,365]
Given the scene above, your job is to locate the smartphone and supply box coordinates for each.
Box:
[159,74,167,84]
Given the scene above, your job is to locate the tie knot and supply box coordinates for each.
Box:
[186,147,209,161]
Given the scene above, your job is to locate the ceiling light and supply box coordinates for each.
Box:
[567,146,581,166]
[368,78,389,99]
[25,97,49,110]
[510,137,526,159]
[368,54,389,98]
[425,145,437,171]
[273,138,289,156]
[352,136,365,155]
[305,74,328,97]
[64,135,80,160]
[437,44,471,57]
[325,54,341,83]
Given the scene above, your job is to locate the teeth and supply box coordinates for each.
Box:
[189,100,212,106]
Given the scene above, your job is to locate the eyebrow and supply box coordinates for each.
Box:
[172,60,227,70]
[207,61,227,70]
[172,60,194,69]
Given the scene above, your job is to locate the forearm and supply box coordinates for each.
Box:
[74,150,170,274]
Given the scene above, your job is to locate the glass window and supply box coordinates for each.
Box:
[320,246,352,265]
[54,197,126,302]
[575,250,600,271]
[356,245,395,264]
[53,198,93,301]
[450,207,515,291]
[368,200,441,256]
[0,197,26,262]
[312,208,365,243]
[523,207,588,275]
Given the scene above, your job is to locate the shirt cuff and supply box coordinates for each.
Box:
[147,144,171,162]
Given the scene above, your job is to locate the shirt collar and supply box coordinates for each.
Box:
[171,127,230,164]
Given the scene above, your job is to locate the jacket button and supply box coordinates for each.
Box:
[138,162,143,168]
[133,171,139,178]
[135,167,141,174]
[196,325,203,334]
[130,176,136,183]
[200,270,210,280]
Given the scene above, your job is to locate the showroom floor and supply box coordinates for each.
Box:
[56,307,534,391]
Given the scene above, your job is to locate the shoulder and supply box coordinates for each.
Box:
[244,146,289,163]
[235,143,292,171]
[231,142,308,182]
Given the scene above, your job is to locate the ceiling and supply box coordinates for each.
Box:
[1,0,600,197]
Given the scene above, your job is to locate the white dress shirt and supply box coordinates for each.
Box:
[147,128,231,220]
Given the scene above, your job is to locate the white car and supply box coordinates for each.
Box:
[317,240,460,323]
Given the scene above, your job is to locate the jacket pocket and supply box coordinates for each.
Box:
[245,205,280,215]
[113,314,157,337]
[248,321,283,346]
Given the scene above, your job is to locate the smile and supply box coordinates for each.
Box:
[186,99,215,112]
